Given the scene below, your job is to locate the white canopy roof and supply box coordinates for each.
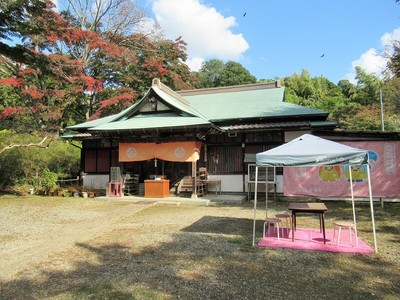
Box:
[252,134,377,252]
[256,134,368,166]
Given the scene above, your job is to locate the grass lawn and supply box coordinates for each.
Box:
[0,195,399,299]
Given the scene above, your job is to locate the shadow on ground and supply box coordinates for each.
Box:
[0,203,399,299]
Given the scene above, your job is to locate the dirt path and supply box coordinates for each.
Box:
[0,199,154,281]
[1,198,399,299]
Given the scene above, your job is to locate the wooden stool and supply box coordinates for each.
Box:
[333,221,358,246]
[275,214,291,229]
[263,218,281,240]
[109,182,123,197]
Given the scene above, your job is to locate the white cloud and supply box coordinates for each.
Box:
[351,48,387,75]
[186,57,205,71]
[152,0,249,63]
[380,27,400,48]
[345,27,400,83]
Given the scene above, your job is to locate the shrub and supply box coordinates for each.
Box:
[10,183,35,196]
[40,168,58,193]
[0,130,80,191]
[0,147,25,188]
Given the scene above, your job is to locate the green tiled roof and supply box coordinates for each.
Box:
[67,114,118,130]
[65,79,330,136]
[68,99,143,130]
[185,87,327,122]
[89,113,210,132]
[67,79,211,133]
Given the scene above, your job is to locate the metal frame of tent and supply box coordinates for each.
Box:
[251,134,378,252]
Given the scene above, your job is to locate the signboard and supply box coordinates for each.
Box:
[248,164,276,183]
[283,141,400,198]
[110,167,121,182]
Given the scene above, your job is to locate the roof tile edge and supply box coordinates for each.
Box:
[177,80,281,96]
[152,78,190,105]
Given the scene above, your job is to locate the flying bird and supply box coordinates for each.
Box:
[243,12,247,17]
[320,54,325,58]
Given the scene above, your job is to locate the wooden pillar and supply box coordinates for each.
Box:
[191,160,197,198]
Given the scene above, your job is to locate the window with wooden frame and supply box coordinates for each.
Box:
[83,149,112,173]
[207,145,242,174]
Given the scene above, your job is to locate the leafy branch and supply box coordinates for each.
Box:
[0,136,53,154]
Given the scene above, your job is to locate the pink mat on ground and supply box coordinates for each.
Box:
[258,227,373,254]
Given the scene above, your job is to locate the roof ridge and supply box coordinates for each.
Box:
[177,80,281,96]
[151,78,212,123]
[152,78,190,105]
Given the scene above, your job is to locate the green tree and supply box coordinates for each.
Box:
[283,70,346,111]
[219,61,257,86]
[381,78,400,131]
[332,105,384,131]
[338,79,356,99]
[387,41,400,77]
[194,59,225,88]
[0,0,52,64]
[194,59,256,88]
[351,67,382,106]
[284,70,316,105]
[0,130,80,190]
[282,68,400,131]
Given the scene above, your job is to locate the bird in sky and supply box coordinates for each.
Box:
[243,12,247,17]
[320,54,325,58]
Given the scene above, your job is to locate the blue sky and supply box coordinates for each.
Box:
[144,0,400,84]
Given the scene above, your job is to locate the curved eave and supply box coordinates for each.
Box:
[221,121,311,132]
[88,116,212,134]
[220,120,336,133]
[66,91,150,130]
[208,108,329,123]
[66,114,118,130]
[66,101,145,131]
[60,132,95,140]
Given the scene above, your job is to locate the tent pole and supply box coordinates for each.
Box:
[348,165,357,232]
[252,166,259,246]
[366,164,378,252]
[265,167,268,219]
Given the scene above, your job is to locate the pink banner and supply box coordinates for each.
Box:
[284,141,400,198]
[119,141,201,162]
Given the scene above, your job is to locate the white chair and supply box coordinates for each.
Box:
[263,218,281,240]
[333,221,358,246]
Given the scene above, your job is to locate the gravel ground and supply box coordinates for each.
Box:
[0,196,399,299]
[0,197,152,281]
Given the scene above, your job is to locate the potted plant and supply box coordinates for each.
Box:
[69,185,80,197]
[81,186,92,198]
[59,189,71,197]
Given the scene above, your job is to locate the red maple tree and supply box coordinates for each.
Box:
[0,1,196,130]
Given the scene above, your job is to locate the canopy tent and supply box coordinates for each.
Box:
[252,134,378,252]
